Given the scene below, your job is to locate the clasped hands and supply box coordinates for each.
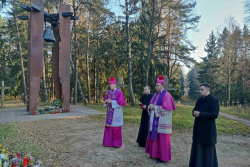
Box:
[149,105,155,111]
[106,98,112,104]
[193,111,200,117]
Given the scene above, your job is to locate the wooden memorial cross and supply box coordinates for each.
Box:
[164,78,177,91]
[0,81,11,108]
[117,76,127,89]
[102,76,127,93]
[244,98,248,112]
[102,85,109,93]
[244,98,247,106]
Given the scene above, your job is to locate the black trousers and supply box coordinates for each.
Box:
[189,142,218,167]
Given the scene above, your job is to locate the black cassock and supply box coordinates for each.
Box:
[189,94,219,167]
[136,93,153,147]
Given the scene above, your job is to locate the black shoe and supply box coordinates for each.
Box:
[138,144,145,147]
[156,159,164,163]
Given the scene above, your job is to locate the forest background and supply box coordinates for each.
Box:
[0,0,249,106]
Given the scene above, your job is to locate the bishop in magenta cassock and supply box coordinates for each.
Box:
[103,77,126,147]
[145,75,176,163]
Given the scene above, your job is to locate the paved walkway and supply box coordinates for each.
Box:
[0,105,104,123]
[1,105,249,127]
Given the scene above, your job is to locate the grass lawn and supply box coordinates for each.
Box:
[0,103,249,165]
[0,123,42,159]
[220,107,250,119]
[87,104,250,136]
[181,97,250,119]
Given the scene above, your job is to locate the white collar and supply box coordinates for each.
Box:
[111,88,117,94]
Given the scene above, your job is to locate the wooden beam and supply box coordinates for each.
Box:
[20,4,31,12]
[18,16,29,20]
[31,3,41,12]
[71,16,79,20]
[62,12,73,17]
[50,13,59,18]
[44,11,50,17]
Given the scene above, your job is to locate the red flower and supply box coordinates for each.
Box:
[158,75,164,80]
[110,77,115,81]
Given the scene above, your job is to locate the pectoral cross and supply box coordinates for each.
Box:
[0,81,11,108]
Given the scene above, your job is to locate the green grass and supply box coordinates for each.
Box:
[181,97,250,119]
[0,103,249,158]
[220,107,250,119]
[0,123,42,158]
[87,104,250,136]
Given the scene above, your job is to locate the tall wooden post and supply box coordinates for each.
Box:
[28,0,44,114]
[59,4,71,111]
[52,25,62,100]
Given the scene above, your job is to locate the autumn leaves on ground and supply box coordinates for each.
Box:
[0,104,249,167]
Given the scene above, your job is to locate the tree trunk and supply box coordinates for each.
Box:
[13,0,27,103]
[228,54,231,103]
[73,0,78,105]
[96,19,100,103]
[70,52,85,102]
[86,4,91,104]
[167,8,171,79]
[125,0,135,106]
[42,56,48,102]
[145,0,155,85]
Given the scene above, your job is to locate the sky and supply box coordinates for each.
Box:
[108,0,246,74]
[188,0,245,62]
[0,0,246,74]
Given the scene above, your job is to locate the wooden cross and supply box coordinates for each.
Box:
[0,81,11,108]
[102,84,109,93]
[227,100,229,108]
[102,76,128,93]
[244,98,247,105]
[243,98,248,112]
[117,76,127,89]
[164,78,177,91]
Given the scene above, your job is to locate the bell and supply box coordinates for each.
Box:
[42,26,56,42]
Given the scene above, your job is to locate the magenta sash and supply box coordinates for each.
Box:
[105,90,118,125]
[148,89,167,140]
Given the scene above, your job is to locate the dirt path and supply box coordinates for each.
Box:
[219,112,250,127]
[6,116,249,167]
[183,100,250,127]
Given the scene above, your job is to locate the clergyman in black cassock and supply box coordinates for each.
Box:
[189,84,219,167]
[136,86,153,147]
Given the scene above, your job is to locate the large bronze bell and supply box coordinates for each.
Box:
[42,26,56,42]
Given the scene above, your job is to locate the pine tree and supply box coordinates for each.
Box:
[187,65,200,100]
[198,31,220,95]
